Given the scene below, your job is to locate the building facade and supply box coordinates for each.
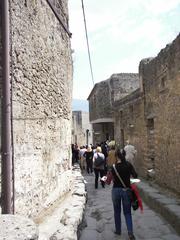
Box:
[0,0,73,217]
[88,34,180,194]
[72,111,93,146]
[139,34,180,193]
[113,89,147,177]
[88,73,139,145]
[114,34,180,193]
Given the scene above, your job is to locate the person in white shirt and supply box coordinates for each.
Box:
[93,146,105,189]
[124,140,137,166]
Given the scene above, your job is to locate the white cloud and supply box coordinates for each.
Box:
[68,0,180,99]
[140,0,180,15]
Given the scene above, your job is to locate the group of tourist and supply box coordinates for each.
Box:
[72,140,137,176]
[71,140,138,240]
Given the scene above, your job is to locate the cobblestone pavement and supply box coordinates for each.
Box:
[79,174,180,240]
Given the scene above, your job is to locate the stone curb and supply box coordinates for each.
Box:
[137,180,180,235]
[38,164,87,240]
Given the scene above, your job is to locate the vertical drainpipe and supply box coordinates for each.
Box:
[1,0,13,214]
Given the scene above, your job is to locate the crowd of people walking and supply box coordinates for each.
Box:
[71,141,108,175]
[71,140,139,240]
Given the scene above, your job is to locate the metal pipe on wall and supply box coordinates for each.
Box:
[1,0,13,214]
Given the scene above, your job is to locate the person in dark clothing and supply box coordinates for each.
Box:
[71,144,75,164]
[73,143,79,163]
[101,141,108,158]
[84,145,94,174]
[101,141,108,174]
[110,148,137,240]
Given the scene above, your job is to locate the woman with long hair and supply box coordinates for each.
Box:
[111,148,137,240]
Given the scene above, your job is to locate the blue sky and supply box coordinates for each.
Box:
[68,0,180,100]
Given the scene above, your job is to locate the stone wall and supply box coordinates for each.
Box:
[114,89,147,177]
[139,34,180,193]
[88,73,139,144]
[0,215,38,240]
[88,80,112,122]
[110,73,139,102]
[113,34,180,192]
[87,35,180,194]
[88,73,139,123]
[8,0,73,217]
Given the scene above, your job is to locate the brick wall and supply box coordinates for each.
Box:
[140,34,180,193]
[7,0,73,217]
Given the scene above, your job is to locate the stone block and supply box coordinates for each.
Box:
[0,214,38,240]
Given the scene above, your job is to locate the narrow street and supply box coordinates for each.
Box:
[79,174,180,240]
[0,1,180,239]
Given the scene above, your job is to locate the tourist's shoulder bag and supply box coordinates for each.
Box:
[112,164,139,211]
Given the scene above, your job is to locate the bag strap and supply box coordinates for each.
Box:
[113,164,127,188]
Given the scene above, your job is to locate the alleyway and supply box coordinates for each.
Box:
[79,174,180,240]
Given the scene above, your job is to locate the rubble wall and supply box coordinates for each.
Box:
[10,0,73,217]
[89,73,139,123]
[114,89,147,177]
[140,34,180,193]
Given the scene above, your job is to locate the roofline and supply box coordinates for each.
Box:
[87,72,139,100]
[87,83,98,100]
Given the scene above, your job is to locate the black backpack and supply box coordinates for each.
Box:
[94,153,104,167]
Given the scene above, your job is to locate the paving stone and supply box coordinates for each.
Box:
[85,216,97,229]
[80,174,180,240]
[162,234,180,240]
[79,229,99,240]
[37,168,180,240]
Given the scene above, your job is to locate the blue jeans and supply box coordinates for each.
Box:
[112,187,133,234]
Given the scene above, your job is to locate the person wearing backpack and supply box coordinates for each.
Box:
[93,146,105,189]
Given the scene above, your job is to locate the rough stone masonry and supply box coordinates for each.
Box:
[0,0,73,218]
